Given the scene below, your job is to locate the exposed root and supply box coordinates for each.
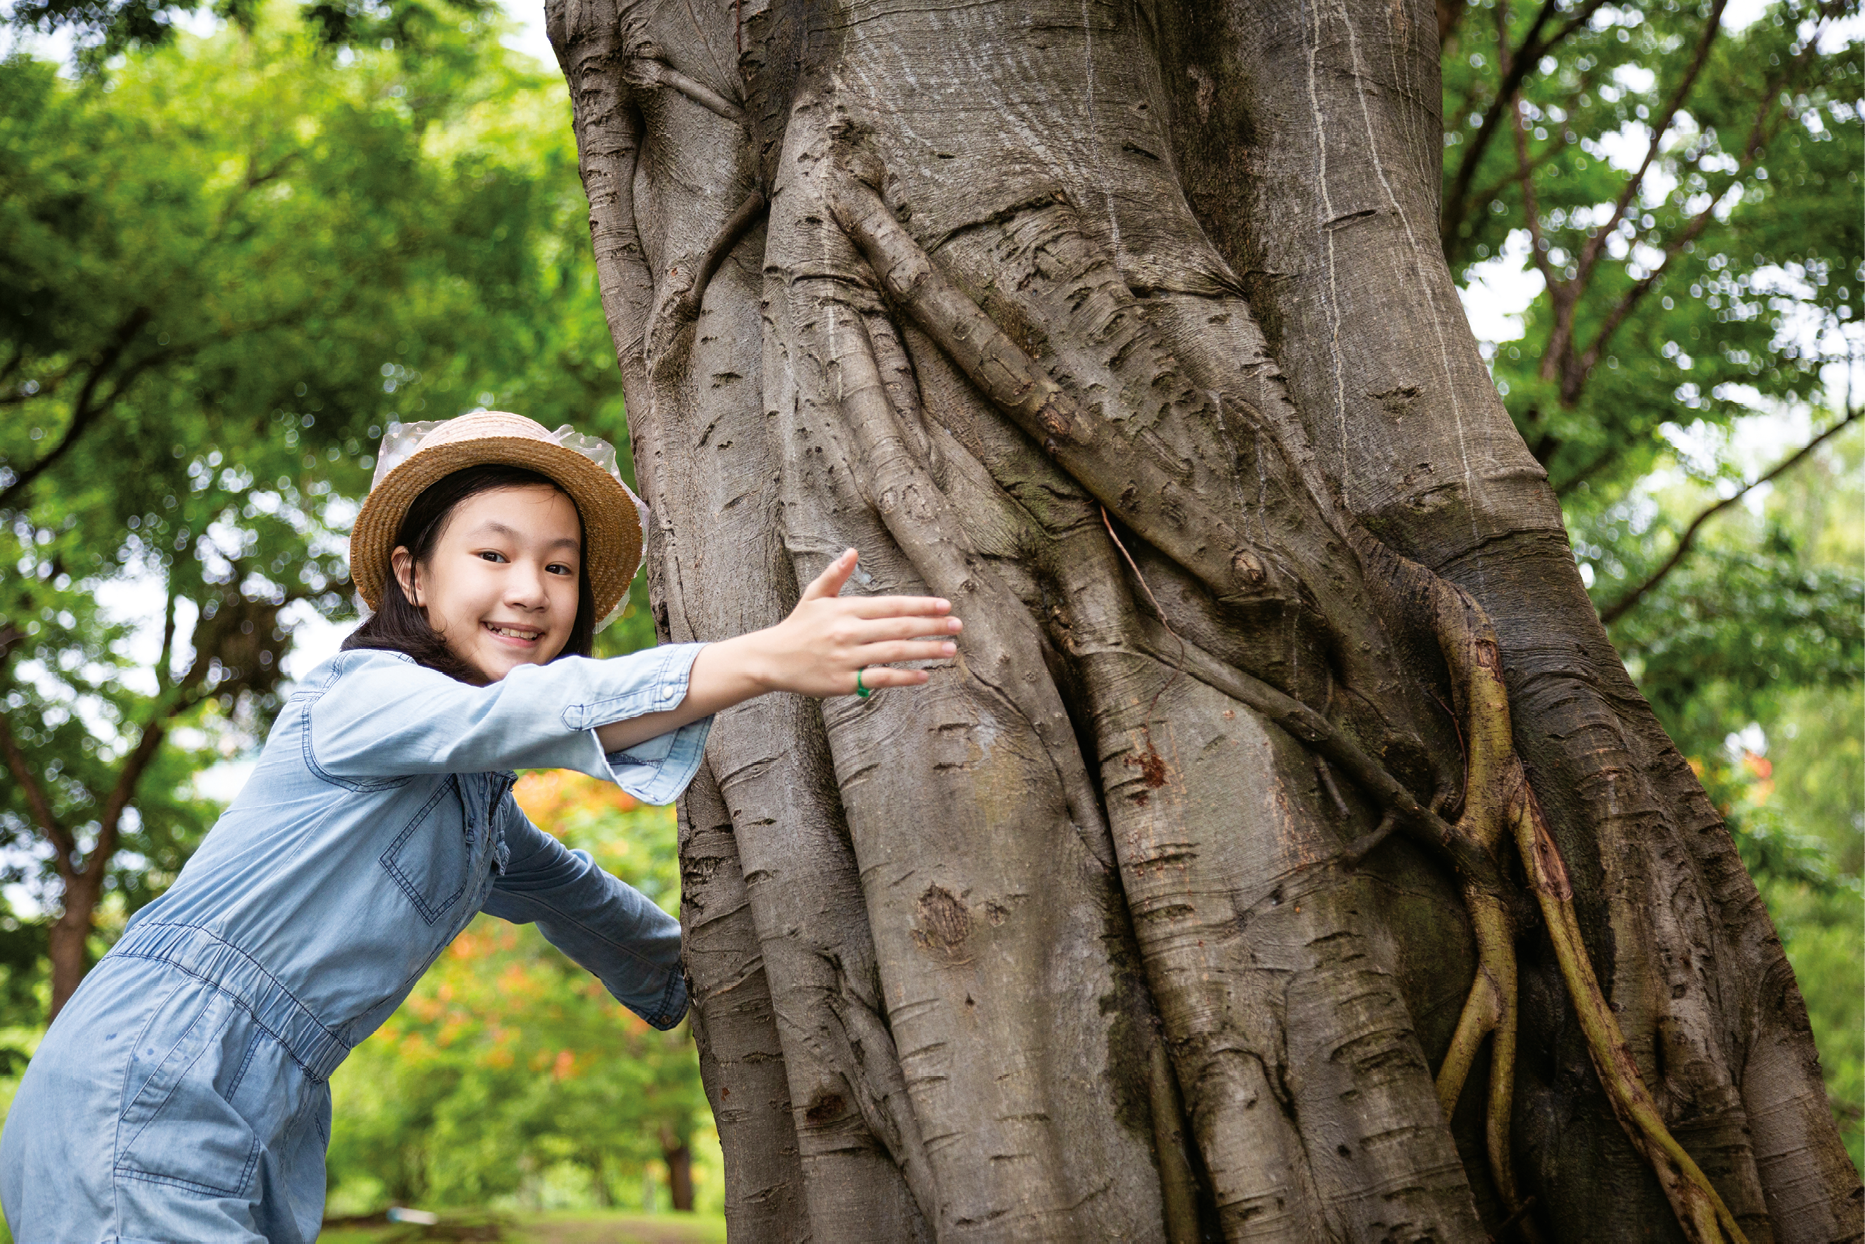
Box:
[1122,615,1512,898]
[1143,1020,1203,1244]
[625,54,745,122]
[1339,808,1399,868]
[1434,884,1528,1231]
[818,148,1749,1242]
[649,191,768,377]
[806,274,1116,871]
[674,191,768,324]
[825,174,1289,611]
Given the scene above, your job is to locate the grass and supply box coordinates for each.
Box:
[318,1210,726,1244]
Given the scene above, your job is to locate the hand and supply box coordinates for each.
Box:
[742,548,961,697]
[593,550,960,754]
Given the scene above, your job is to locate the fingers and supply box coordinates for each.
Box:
[857,639,958,667]
[800,548,859,602]
[798,551,953,617]
[845,615,963,644]
[838,594,953,619]
[852,664,934,692]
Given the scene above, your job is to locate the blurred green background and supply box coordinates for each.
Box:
[0,0,1857,1233]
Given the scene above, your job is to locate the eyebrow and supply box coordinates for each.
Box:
[473,520,582,553]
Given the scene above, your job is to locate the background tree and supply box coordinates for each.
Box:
[0,9,624,1016]
[1437,0,1860,621]
[542,0,1861,1239]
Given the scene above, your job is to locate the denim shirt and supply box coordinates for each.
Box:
[121,643,713,1041]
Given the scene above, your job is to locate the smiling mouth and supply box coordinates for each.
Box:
[484,622,544,642]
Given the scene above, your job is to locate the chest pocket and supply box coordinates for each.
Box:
[380,776,473,925]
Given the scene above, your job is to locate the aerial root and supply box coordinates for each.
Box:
[647,191,768,378]
[823,172,1285,607]
[1424,572,1749,1244]
[1434,885,1527,1230]
[803,269,1117,872]
[673,191,768,325]
[1511,781,1750,1244]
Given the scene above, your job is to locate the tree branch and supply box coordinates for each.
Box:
[84,713,174,885]
[210,149,302,237]
[0,342,30,393]
[1574,10,1835,386]
[1573,0,1728,288]
[1439,0,1612,250]
[675,191,766,324]
[155,582,180,694]
[1598,408,1861,625]
[827,174,1281,609]
[626,56,744,123]
[1466,124,1570,212]
[648,190,769,375]
[0,713,78,880]
[1549,440,1621,497]
[0,307,153,509]
[1510,94,1563,294]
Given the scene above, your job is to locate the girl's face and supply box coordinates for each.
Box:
[391,484,583,683]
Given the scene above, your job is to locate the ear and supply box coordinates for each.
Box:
[391,546,422,607]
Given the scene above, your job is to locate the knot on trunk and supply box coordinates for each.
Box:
[911,884,973,961]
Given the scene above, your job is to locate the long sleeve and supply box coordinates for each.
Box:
[300,646,711,804]
[480,801,687,1030]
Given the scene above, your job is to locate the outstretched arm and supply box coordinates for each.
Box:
[594,548,961,753]
[483,804,687,1029]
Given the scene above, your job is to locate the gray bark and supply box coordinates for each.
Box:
[547,0,1864,1237]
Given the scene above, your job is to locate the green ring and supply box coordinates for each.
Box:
[855,667,872,698]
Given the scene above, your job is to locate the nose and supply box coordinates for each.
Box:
[505,562,550,612]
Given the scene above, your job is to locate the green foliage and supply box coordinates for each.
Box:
[1600,527,1862,758]
[0,14,700,1215]
[1442,0,1859,504]
[6,0,494,71]
[1770,683,1865,878]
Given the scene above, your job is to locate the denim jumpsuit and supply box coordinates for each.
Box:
[0,643,712,1244]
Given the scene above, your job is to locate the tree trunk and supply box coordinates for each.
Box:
[547,0,1863,1238]
[662,1124,697,1212]
[46,873,99,1018]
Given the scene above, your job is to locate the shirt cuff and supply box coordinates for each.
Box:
[596,715,712,806]
[572,641,713,806]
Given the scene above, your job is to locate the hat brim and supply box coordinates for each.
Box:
[349,436,642,625]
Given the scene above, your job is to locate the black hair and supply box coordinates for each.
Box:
[343,464,597,684]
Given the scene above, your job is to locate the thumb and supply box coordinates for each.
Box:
[800,548,858,602]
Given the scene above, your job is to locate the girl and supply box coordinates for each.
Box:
[0,411,960,1243]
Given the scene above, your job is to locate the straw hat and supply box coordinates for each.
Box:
[349,412,647,629]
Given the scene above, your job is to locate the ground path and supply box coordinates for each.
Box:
[319,1211,726,1244]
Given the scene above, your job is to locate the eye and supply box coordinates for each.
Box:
[547,563,575,577]
[478,551,508,563]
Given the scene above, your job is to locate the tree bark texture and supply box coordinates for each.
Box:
[546,0,1863,1237]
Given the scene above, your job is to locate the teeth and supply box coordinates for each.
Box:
[487,624,539,640]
